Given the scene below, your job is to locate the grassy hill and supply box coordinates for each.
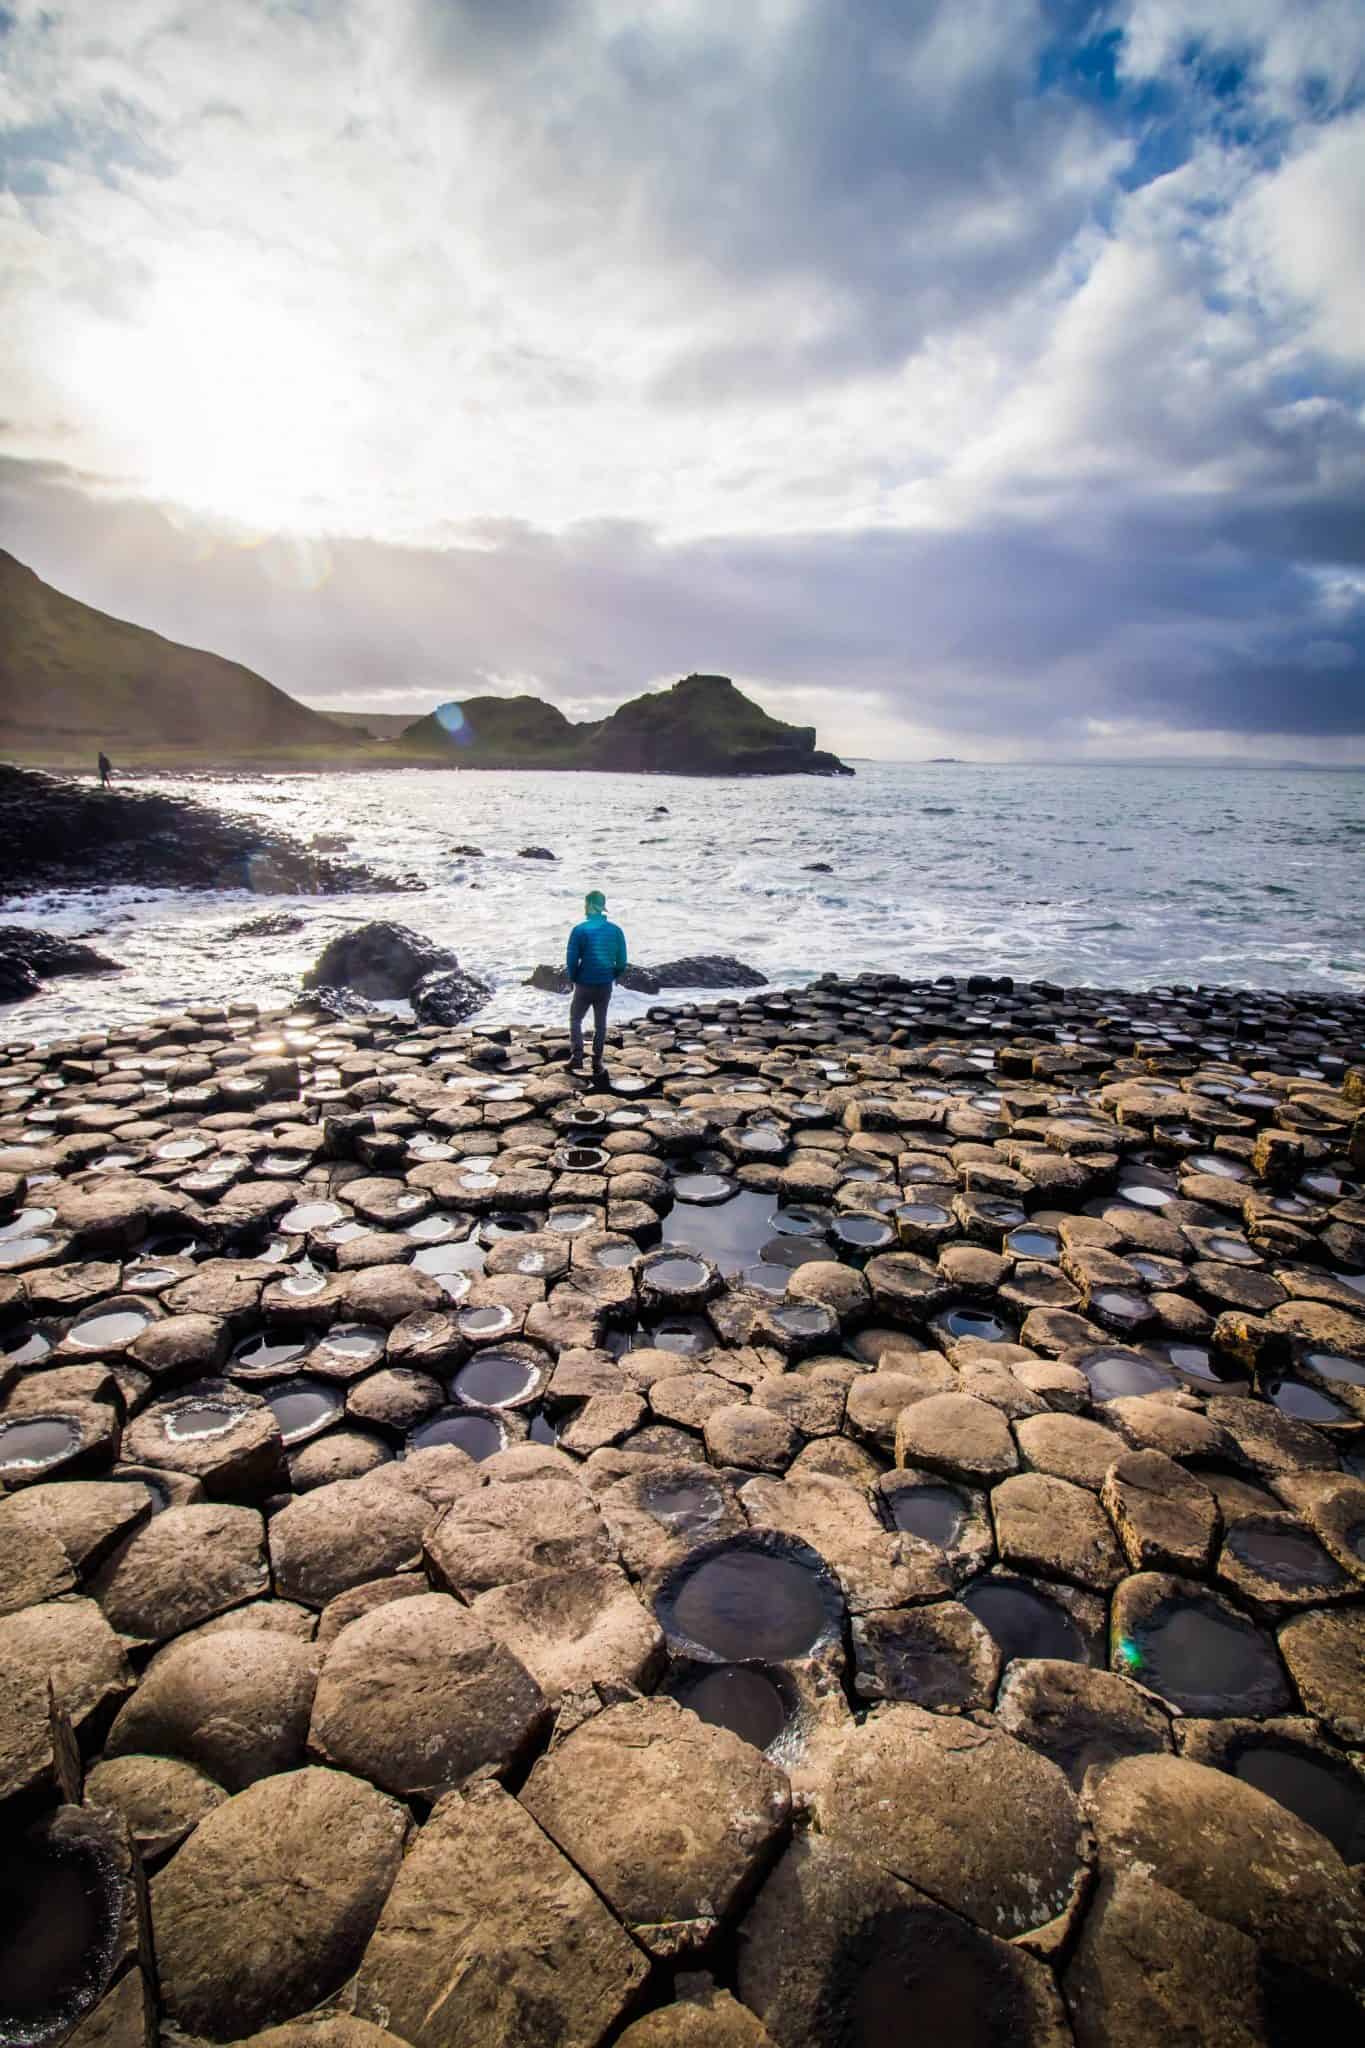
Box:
[324,710,417,740]
[398,673,852,776]
[0,554,851,776]
[399,694,579,762]
[0,550,370,768]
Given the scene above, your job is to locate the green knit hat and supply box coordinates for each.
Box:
[585,890,606,914]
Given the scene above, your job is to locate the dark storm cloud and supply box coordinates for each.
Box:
[405,0,1122,389]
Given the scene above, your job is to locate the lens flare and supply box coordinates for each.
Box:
[435,702,473,745]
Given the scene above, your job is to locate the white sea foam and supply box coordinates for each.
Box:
[3,762,1362,1042]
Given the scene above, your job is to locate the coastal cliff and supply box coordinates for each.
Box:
[0,550,357,763]
[1,553,851,778]
[397,673,854,776]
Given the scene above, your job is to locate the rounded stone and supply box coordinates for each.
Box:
[353,1780,648,2048]
[702,1403,801,1472]
[995,1658,1173,1788]
[1015,1412,1125,1494]
[314,1575,429,1647]
[423,1474,613,1598]
[0,1597,132,1806]
[106,1628,319,1791]
[345,1368,444,1434]
[90,1503,268,1646]
[784,1259,871,1323]
[851,1600,1001,1711]
[233,2023,410,2048]
[807,1703,1088,1947]
[615,1990,777,2047]
[83,1753,227,1860]
[1063,1867,1277,2048]
[894,1392,1018,1484]
[738,1835,1073,2048]
[151,1765,409,2039]
[472,1561,664,1702]
[598,1462,747,1580]
[288,1430,391,1491]
[268,1473,437,1609]
[129,1313,231,1379]
[521,1695,791,1959]
[1276,1606,1365,1745]
[308,1592,548,1800]
[1101,1450,1220,1576]
[1083,1753,1365,1991]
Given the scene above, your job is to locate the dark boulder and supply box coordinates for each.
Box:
[0,764,419,897]
[0,925,122,1003]
[518,846,556,861]
[228,912,307,940]
[651,955,767,990]
[308,985,379,1019]
[303,924,457,1000]
[526,962,661,996]
[410,968,492,1026]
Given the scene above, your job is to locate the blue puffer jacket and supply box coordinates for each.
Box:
[566,914,628,986]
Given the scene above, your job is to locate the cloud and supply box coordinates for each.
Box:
[5,451,1362,759]
[1248,111,1365,365]
[0,0,1361,756]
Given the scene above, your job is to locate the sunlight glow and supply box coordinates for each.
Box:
[59,273,359,533]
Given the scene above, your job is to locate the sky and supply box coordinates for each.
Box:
[1,0,1363,761]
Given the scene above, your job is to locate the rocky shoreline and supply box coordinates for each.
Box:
[2,971,1364,2045]
[0,765,424,898]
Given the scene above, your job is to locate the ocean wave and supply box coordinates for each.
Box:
[3,760,1362,1039]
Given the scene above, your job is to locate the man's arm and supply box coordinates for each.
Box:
[614,925,628,976]
[567,924,585,979]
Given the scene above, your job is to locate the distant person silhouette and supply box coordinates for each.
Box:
[565,889,627,1079]
[97,752,112,788]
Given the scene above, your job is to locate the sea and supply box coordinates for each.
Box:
[4,761,1363,1043]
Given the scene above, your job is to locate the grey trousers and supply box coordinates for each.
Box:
[569,981,611,1064]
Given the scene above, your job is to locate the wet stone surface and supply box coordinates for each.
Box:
[1112,1574,1293,1717]
[964,1575,1091,1667]
[665,1660,794,1753]
[3,971,1365,2041]
[655,1531,846,1663]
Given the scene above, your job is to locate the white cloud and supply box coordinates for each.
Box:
[1247,111,1365,365]
[0,0,1361,754]
[1118,0,1365,114]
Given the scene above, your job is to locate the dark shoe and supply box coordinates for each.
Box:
[592,1065,608,1084]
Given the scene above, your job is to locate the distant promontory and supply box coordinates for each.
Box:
[397,674,853,777]
[0,550,852,777]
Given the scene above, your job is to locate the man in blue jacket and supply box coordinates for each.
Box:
[565,889,628,1076]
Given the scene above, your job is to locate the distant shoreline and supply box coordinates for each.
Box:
[6,747,1361,778]
[0,750,854,781]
